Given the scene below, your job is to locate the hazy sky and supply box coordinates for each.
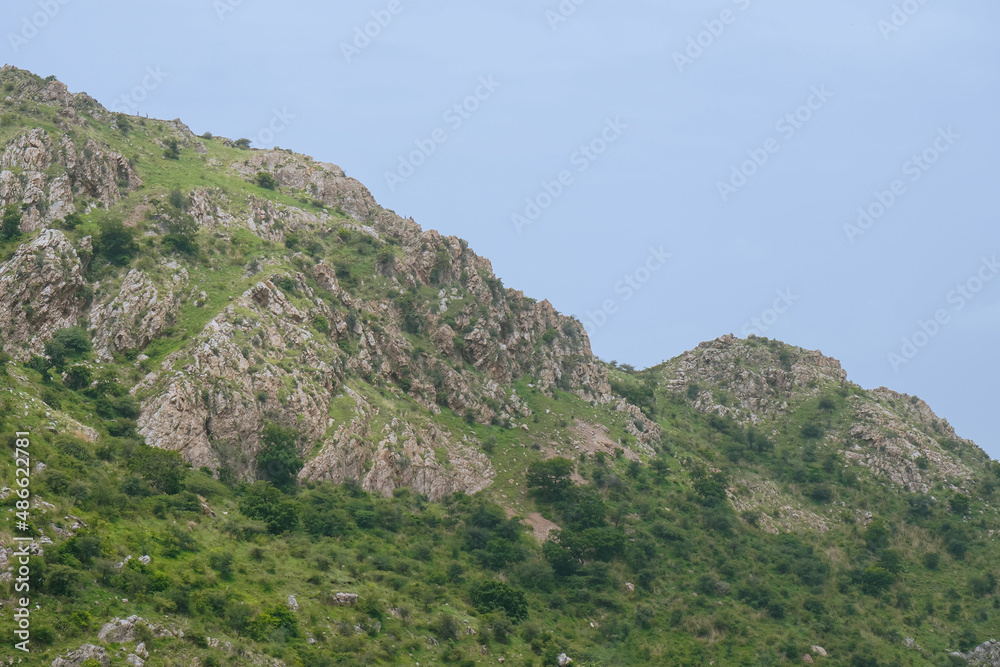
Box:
[5,0,999,458]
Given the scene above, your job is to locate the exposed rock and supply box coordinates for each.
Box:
[97,615,182,643]
[287,594,299,612]
[727,477,829,534]
[331,592,358,606]
[50,644,110,667]
[0,229,88,359]
[557,653,573,666]
[0,127,140,232]
[957,639,1000,666]
[90,269,180,360]
[812,645,828,657]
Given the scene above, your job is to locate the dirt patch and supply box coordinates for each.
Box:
[567,419,640,461]
[522,512,561,542]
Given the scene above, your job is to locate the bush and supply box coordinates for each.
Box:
[257,422,303,490]
[472,580,528,622]
[255,172,278,190]
[61,212,84,230]
[950,493,971,515]
[0,204,22,241]
[163,139,181,160]
[860,566,895,596]
[45,327,91,369]
[239,481,299,534]
[526,458,574,502]
[96,220,139,266]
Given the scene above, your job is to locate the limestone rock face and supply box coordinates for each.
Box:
[657,334,981,493]
[97,615,183,643]
[844,392,975,493]
[0,229,88,359]
[661,334,847,425]
[50,643,111,667]
[0,128,140,232]
[956,639,1000,666]
[136,278,337,473]
[298,388,494,500]
[90,269,181,361]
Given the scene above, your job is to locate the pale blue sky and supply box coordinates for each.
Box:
[6,0,998,458]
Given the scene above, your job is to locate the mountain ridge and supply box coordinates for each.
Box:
[0,66,998,666]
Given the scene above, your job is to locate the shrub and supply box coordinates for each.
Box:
[0,204,22,241]
[860,566,895,596]
[163,138,181,160]
[239,481,299,534]
[950,493,971,515]
[472,580,528,622]
[255,172,278,190]
[526,458,574,502]
[96,220,139,266]
[257,422,303,490]
[45,327,91,369]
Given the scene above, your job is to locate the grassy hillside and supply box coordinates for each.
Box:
[0,68,998,666]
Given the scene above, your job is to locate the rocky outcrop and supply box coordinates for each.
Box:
[844,395,974,493]
[298,388,494,500]
[229,149,381,224]
[135,278,338,472]
[90,269,181,360]
[661,334,847,425]
[0,229,88,359]
[97,615,183,643]
[50,644,111,667]
[955,639,1000,666]
[0,128,140,232]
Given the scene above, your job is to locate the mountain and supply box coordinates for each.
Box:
[0,66,997,666]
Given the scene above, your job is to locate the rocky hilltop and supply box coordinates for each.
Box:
[0,68,998,667]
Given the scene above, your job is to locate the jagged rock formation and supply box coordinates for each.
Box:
[0,228,89,359]
[956,639,1000,666]
[655,334,983,494]
[90,268,182,360]
[0,126,140,232]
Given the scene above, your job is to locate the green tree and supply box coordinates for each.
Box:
[949,493,971,515]
[255,172,278,190]
[526,457,574,502]
[239,481,299,534]
[257,422,303,490]
[163,138,181,160]
[1,204,23,241]
[96,220,139,266]
[45,327,91,369]
[472,580,528,622]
